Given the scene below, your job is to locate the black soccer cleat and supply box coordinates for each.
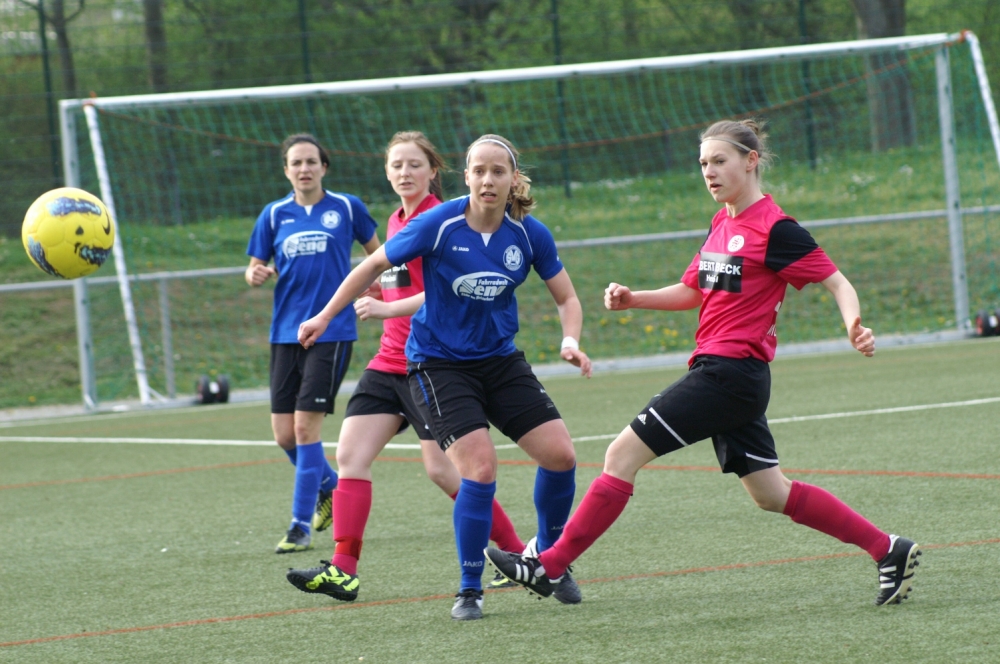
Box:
[275,525,312,554]
[286,560,359,601]
[874,535,921,606]
[488,570,517,589]
[552,567,582,605]
[484,546,554,598]
[451,589,484,620]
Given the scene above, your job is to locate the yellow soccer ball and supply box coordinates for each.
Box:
[22,187,115,279]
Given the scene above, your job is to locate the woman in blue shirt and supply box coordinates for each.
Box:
[299,134,592,620]
[247,133,379,555]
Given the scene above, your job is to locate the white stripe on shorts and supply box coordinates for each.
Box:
[648,407,688,447]
[745,452,779,464]
[421,370,442,417]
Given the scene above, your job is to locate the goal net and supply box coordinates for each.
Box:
[39,31,1000,408]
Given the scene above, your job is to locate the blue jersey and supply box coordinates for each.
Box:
[247,190,378,344]
[384,196,564,361]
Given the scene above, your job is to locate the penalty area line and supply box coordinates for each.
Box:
[2,394,996,448]
[0,435,514,450]
[570,394,1000,440]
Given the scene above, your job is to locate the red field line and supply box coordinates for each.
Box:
[381,456,1000,480]
[0,592,456,648]
[5,454,1000,491]
[3,537,997,649]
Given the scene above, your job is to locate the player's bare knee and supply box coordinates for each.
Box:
[293,425,315,444]
[336,448,362,476]
[541,444,576,472]
[463,464,497,484]
[424,464,454,491]
[603,430,654,481]
[744,482,789,513]
[751,493,786,513]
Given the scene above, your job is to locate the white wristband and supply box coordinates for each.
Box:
[561,336,579,351]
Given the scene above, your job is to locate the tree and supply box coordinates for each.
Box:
[180,0,245,89]
[143,0,169,93]
[17,0,85,99]
[723,0,800,112]
[850,0,915,151]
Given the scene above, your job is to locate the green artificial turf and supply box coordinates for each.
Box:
[2,339,1000,662]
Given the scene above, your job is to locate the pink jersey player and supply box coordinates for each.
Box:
[487,118,921,609]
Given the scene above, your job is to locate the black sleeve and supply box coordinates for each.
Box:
[765,220,820,272]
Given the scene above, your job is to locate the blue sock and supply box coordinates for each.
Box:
[283,447,297,465]
[291,441,326,533]
[454,478,495,592]
[533,465,576,552]
[320,457,339,494]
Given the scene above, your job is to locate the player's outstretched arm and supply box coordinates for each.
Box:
[544,269,592,378]
[354,236,384,299]
[245,257,276,287]
[299,246,394,348]
[821,270,875,357]
[605,282,702,312]
[355,292,425,321]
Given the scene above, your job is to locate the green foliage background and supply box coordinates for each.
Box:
[1,1,999,409]
[2,0,999,236]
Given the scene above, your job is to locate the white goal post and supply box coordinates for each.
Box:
[54,31,1000,410]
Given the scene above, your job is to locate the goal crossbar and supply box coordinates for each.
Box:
[53,31,999,411]
[60,33,958,113]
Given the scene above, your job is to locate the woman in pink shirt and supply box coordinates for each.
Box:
[488,118,921,608]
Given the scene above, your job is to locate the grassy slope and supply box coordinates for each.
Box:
[0,143,997,408]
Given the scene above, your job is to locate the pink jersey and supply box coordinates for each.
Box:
[366,194,440,374]
[681,195,837,364]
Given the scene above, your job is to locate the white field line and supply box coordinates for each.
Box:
[767,396,1000,423]
[1,396,997,448]
[0,435,513,451]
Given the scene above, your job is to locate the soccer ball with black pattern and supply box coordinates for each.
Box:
[22,187,115,279]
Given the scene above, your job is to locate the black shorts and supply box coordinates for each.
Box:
[269,341,353,414]
[407,351,562,451]
[629,354,777,477]
[344,369,436,441]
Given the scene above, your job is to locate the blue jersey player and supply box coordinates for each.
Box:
[299,134,592,620]
[246,134,379,554]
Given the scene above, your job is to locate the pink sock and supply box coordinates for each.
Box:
[449,491,525,554]
[331,478,372,575]
[491,498,525,553]
[783,480,890,561]
[538,472,633,578]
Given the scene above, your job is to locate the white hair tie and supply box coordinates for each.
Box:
[468,138,517,170]
[701,135,754,153]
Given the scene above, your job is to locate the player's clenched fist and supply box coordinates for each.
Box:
[298,315,329,349]
[605,282,633,311]
[246,264,276,287]
[848,316,875,357]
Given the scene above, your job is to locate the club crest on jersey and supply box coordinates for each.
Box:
[728,235,745,252]
[503,245,523,271]
[452,271,515,301]
[698,251,743,293]
[321,211,341,229]
[283,231,331,258]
